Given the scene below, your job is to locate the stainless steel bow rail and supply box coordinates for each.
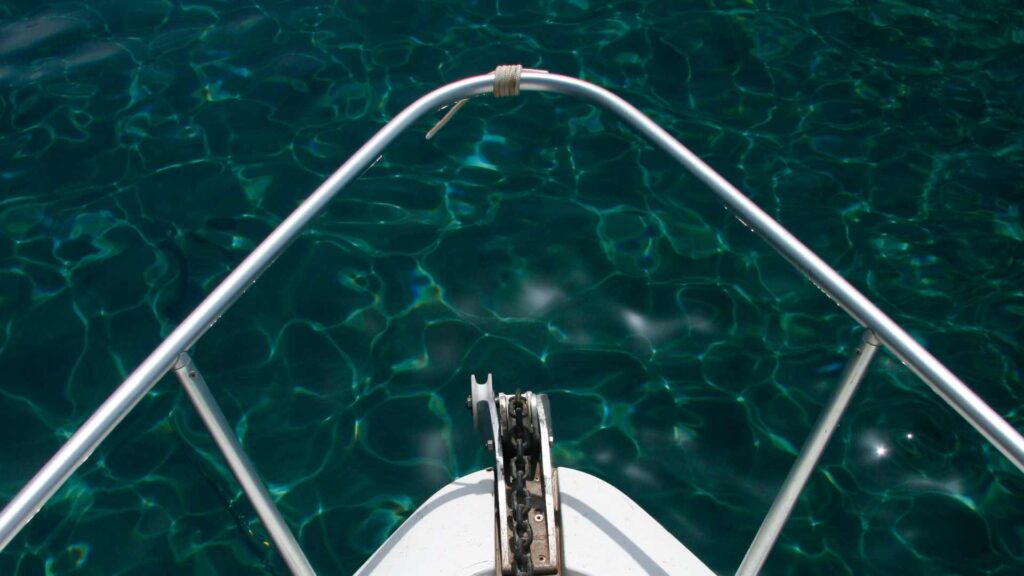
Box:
[1,66,1022,575]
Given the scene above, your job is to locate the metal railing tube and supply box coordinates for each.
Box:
[173,354,315,576]
[3,69,1023,555]
[518,72,1024,473]
[0,74,495,550]
[736,331,880,576]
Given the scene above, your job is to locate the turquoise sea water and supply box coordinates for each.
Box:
[1,0,1023,574]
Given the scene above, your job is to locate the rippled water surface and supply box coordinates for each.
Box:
[1,1,1023,574]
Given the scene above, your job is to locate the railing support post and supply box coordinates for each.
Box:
[173,353,316,576]
[736,330,880,576]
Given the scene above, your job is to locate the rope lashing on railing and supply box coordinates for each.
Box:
[426,65,548,139]
[493,64,523,98]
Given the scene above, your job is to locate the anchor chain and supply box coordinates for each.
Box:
[470,375,559,575]
[509,391,535,576]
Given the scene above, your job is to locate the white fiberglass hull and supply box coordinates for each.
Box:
[355,467,715,576]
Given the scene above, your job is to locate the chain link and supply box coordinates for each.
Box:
[509,391,534,576]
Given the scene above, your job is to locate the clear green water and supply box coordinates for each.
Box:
[1,0,1023,574]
